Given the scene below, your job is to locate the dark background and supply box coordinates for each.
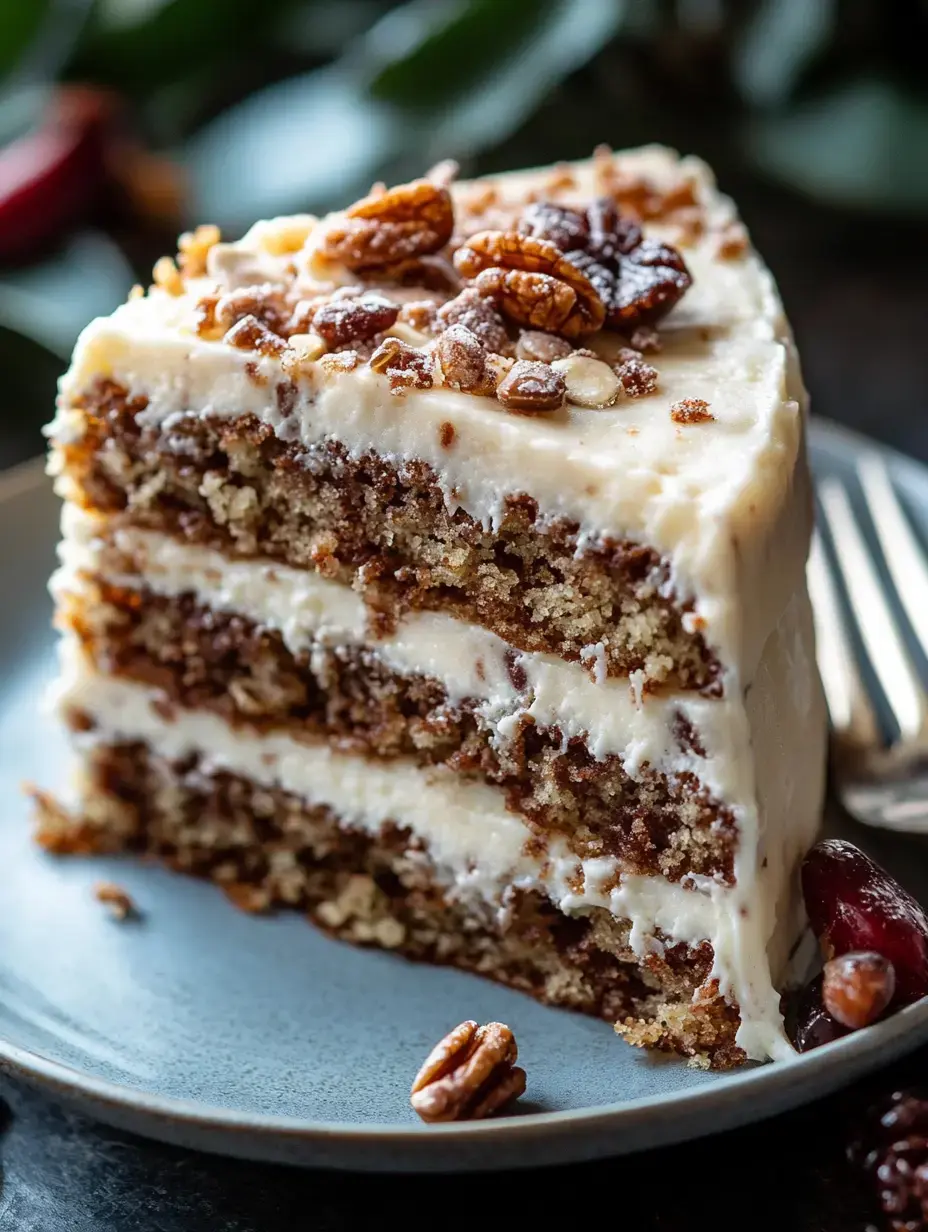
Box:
[1,1,927,1227]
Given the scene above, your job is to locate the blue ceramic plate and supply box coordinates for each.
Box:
[3,420,928,1172]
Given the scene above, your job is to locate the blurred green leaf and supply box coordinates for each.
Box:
[184,65,404,231]
[733,0,834,106]
[367,0,544,107]
[0,321,64,464]
[0,0,52,81]
[747,77,928,212]
[69,0,305,95]
[396,0,625,164]
[185,0,624,231]
[0,230,133,358]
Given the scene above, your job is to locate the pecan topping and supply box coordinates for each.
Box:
[516,330,572,363]
[454,231,605,339]
[511,195,690,331]
[368,337,433,394]
[496,359,565,414]
[312,292,399,347]
[321,179,454,271]
[223,314,287,357]
[568,240,690,331]
[437,324,495,394]
[437,287,509,353]
[410,1020,526,1123]
[215,284,289,336]
[613,346,659,398]
[671,397,714,424]
[518,201,589,252]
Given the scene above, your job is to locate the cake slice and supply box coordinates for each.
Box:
[41,145,826,1067]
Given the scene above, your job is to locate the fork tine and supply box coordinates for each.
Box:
[857,453,928,661]
[807,530,881,748]
[818,477,926,742]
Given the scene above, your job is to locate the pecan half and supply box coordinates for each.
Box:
[410,1020,526,1123]
[496,359,565,414]
[321,179,454,271]
[454,231,605,339]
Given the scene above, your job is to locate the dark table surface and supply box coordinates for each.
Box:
[1,180,927,1231]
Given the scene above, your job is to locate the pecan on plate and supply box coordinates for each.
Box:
[321,179,454,271]
[454,230,605,339]
[410,1020,526,1123]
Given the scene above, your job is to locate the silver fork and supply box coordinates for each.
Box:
[809,452,928,832]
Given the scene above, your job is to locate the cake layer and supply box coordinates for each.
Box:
[34,740,742,1067]
[55,382,717,690]
[58,574,736,883]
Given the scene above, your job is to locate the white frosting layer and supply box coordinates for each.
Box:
[54,506,753,793]
[51,146,811,688]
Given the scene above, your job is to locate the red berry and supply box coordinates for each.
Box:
[802,840,928,1004]
[822,951,895,1029]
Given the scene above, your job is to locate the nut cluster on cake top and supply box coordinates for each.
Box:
[146,146,749,418]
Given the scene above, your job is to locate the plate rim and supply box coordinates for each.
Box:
[4,420,928,1164]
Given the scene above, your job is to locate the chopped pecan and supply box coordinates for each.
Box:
[455,231,605,339]
[496,359,565,414]
[613,346,659,397]
[437,287,509,353]
[410,1020,526,1123]
[94,881,138,920]
[215,284,289,336]
[515,329,572,363]
[223,314,287,357]
[397,299,439,333]
[312,292,399,347]
[177,223,220,278]
[671,397,714,423]
[321,178,454,271]
[437,324,495,394]
[369,336,433,395]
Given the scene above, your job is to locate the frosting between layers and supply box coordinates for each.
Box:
[53,506,746,789]
[52,636,808,1061]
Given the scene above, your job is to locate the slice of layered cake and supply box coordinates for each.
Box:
[41,145,826,1067]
